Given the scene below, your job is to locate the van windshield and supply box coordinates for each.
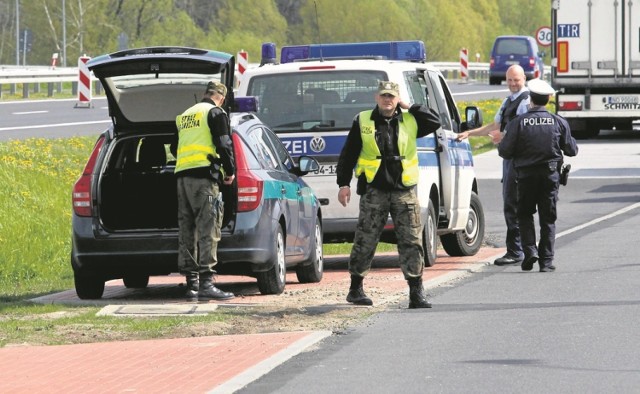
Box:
[495,39,529,56]
[245,70,386,132]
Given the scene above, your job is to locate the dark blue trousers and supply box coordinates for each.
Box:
[516,165,560,267]
[502,159,523,258]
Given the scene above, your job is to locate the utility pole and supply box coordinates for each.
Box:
[62,0,67,67]
[15,0,19,65]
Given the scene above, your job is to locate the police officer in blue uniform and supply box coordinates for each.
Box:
[498,78,578,272]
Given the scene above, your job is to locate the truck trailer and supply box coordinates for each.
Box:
[551,0,640,138]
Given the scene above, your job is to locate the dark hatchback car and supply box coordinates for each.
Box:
[71,47,323,299]
[489,35,545,85]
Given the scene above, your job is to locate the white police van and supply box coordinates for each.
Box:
[236,40,485,266]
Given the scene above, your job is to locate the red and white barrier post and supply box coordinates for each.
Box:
[51,53,58,69]
[76,55,92,108]
[459,48,468,83]
[236,49,248,87]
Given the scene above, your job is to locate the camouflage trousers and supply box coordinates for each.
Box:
[177,177,224,276]
[349,186,424,280]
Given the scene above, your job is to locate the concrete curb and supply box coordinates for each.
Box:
[208,331,332,394]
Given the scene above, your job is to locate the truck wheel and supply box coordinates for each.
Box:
[440,192,485,256]
[296,219,323,283]
[74,271,105,299]
[123,274,150,289]
[422,201,438,267]
[257,226,286,294]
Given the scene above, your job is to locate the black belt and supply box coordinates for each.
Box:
[376,155,405,161]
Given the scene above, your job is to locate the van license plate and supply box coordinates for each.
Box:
[314,164,337,175]
[506,60,520,65]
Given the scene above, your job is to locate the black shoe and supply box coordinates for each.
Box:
[346,287,373,306]
[409,297,432,309]
[408,277,432,309]
[521,255,539,271]
[198,282,234,300]
[185,274,199,301]
[494,255,523,266]
[540,265,556,272]
[185,285,198,301]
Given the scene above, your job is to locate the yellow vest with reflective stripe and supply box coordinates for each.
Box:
[175,102,220,174]
[355,110,419,186]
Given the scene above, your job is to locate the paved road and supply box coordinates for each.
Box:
[240,211,640,393]
[237,142,640,393]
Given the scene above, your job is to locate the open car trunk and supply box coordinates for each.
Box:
[98,133,236,232]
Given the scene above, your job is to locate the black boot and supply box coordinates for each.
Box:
[198,274,234,301]
[408,277,432,309]
[346,274,373,306]
[185,273,199,301]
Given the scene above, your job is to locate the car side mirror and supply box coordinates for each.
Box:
[294,155,319,176]
[461,106,483,131]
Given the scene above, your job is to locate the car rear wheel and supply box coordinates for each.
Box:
[422,201,437,267]
[296,220,323,283]
[74,271,105,299]
[257,226,286,295]
[123,274,150,289]
[440,192,485,256]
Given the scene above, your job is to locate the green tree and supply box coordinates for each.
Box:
[212,0,288,57]
[0,0,553,66]
[292,0,416,45]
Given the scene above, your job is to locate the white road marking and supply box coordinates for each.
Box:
[12,110,48,115]
[0,120,111,132]
[557,202,640,238]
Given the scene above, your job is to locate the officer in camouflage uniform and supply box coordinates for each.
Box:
[172,81,235,301]
[336,81,441,308]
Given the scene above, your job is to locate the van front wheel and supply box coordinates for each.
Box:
[440,192,485,256]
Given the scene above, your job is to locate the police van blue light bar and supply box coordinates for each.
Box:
[276,40,426,64]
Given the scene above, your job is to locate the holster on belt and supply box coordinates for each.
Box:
[558,161,571,186]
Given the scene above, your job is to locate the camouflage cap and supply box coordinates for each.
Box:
[206,81,227,97]
[378,81,399,97]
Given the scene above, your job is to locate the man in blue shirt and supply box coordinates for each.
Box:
[456,65,530,266]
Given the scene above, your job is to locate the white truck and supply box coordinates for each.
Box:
[236,40,485,266]
[551,0,640,138]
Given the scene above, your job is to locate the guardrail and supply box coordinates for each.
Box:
[0,66,84,98]
[0,62,490,99]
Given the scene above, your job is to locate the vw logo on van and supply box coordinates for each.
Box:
[310,136,326,153]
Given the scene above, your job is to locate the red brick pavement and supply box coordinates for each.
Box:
[0,331,323,394]
[1,248,503,393]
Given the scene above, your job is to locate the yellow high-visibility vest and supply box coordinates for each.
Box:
[355,110,419,186]
[175,102,221,174]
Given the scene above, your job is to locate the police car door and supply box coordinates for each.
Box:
[423,70,467,229]
[261,127,305,256]
[404,70,441,219]
[249,126,301,257]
